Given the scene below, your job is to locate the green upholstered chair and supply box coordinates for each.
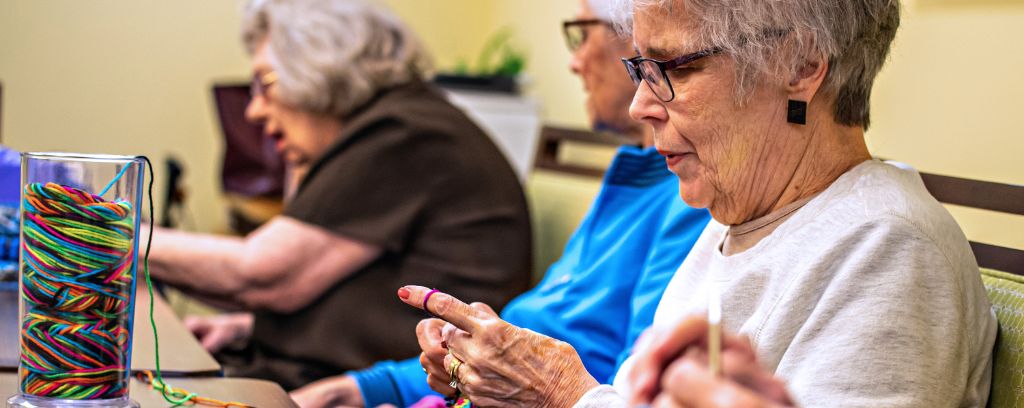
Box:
[981,268,1024,407]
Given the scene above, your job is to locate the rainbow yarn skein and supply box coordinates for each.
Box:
[18,182,136,400]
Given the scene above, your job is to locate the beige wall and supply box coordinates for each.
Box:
[1,1,1020,251]
[380,0,496,72]
[0,0,250,233]
[384,0,588,127]
[869,1,1024,249]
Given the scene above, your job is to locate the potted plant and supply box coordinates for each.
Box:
[434,27,527,94]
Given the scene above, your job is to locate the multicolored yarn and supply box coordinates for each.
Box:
[135,370,253,407]
[15,157,255,407]
[446,396,474,408]
[18,182,137,400]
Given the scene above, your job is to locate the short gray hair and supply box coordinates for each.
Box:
[242,0,431,118]
[612,0,900,129]
[588,0,616,21]
[589,0,631,40]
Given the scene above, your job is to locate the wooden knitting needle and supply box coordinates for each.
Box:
[708,281,722,377]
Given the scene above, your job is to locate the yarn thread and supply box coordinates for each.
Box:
[136,157,250,406]
[446,396,473,408]
[135,370,254,408]
[18,156,251,407]
[18,180,137,400]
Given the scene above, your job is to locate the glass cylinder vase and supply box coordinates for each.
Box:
[7,153,144,408]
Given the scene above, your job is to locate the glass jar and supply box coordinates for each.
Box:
[8,153,144,408]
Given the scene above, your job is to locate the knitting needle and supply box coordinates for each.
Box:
[708,281,721,377]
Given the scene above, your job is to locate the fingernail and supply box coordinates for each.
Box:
[397,287,410,299]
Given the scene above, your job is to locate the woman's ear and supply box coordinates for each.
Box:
[785,52,828,125]
[786,52,829,104]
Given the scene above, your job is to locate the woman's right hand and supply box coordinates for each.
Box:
[399,286,599,408]
[183,313,254,353]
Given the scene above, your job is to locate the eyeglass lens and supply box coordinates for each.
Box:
[638,60,673,101]
[564,25,585,51]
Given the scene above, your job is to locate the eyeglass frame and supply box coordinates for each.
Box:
[620,47,722,103]
[562,19,612,52]
[250,71,278,98]
[621,29,791,102]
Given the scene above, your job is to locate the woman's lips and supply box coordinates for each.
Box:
[657,149,693,168]
[267,132,285,153]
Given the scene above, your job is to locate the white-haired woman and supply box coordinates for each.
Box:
[147,0,532,391]
[402,0,997,406]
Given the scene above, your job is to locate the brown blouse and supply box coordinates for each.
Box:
[222,80,532,390]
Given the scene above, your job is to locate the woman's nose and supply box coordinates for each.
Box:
[629,81,668,125]
[245,95,269,124]
[569,49,584,76]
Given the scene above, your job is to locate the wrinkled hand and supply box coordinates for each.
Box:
[183,313,253,353]
[289,375,364,408]
[628,316,794,408]
[416,317,454,394]
[399,286,599,408]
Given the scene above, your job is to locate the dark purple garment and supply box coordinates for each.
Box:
[221,80,533,390]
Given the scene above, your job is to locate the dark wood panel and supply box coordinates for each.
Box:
[971,241,1024,277]
[533,125,623,179]
[920,172,1024,216]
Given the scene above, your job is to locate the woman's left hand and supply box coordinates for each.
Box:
[398,286,599,408]
[628,316,795,408]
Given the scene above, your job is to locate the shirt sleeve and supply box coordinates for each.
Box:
[769,216,996,407]
[284,125,445,253]
[572,385,626,408]
[351,357,440,407]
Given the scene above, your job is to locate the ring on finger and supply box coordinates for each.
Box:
[448,357,464,388]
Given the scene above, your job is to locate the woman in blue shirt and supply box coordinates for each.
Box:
[289,0,709,405]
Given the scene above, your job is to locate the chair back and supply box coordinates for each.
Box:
[920,170,1024,407]
[980,269,1024,407]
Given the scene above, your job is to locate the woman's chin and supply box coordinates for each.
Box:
[676,181,712,210]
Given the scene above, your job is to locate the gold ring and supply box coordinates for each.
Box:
[448,356,463,388]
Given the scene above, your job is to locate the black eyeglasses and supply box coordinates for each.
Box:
[621,47,722,102]
[562,19,611,52]
[250,71,278,98]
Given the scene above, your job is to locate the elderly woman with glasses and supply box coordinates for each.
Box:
[402,0,997,406]
[145,0,532,392]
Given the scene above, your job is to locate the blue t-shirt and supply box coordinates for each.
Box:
[352,146,710,406]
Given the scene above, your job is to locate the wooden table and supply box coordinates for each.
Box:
[0,283,296,407]
[0,285,221,375]
[0,372,297,408]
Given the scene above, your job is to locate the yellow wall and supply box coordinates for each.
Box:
[869,1,1024,249]
[385,0,588,127]
[1,1,1020,252]
[0,0,250,233]
[380,0,496,72]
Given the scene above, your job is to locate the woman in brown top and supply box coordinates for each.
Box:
[146,0,532,390]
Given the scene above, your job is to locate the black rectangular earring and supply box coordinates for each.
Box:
[787,99,807,125]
